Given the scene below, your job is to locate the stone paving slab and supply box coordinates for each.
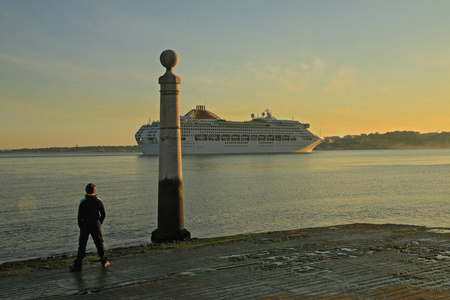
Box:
[3,224,450,299]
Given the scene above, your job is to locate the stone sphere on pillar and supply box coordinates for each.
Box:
[160,50,179,70]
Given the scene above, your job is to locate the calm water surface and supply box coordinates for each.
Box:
[1,149,449,263]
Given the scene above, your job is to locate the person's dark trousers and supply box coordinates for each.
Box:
[74,224,107,267]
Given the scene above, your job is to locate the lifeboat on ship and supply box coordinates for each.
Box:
[195,134,207,141]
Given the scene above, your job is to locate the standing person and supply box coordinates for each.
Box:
[70,183,110,272]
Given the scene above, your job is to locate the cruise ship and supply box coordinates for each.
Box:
[135,105,323,155]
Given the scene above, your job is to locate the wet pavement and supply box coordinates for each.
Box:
[3,224,450,299]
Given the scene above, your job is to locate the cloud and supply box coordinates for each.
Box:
[0,52,152,83]
[0,95,140,125]
[0,52,46,74]
[0,97,65,118]
[421,54,450,68]
[376,86,393,93]
[299,58,325,73]
[243,63,309,94]
[323,66,359,94]
[312,58,325,73]
[0,52,103,82]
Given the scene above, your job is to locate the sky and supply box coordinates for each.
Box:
[1,0,449,149]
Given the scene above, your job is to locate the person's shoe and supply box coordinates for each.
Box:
[69,265,82,272]
[102,261,110,268]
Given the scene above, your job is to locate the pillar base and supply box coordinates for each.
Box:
[151,228,191,243]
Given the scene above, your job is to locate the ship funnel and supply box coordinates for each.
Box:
[196,105,206,110]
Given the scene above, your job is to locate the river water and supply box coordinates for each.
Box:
[1,149,449,264]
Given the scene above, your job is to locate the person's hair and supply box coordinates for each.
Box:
[85,183,96,195]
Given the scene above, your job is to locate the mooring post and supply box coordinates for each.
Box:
[151,50,191,243]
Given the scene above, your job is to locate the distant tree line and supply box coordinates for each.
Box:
[0,145,140,153]
[317,131,450,150]
[2,131,450,152]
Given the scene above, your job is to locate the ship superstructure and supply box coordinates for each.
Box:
[135,105,323,155]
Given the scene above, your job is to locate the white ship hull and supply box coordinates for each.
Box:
[137,137,323,155]
[135,106,323,155]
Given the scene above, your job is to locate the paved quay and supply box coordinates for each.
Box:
[3,224,450,299]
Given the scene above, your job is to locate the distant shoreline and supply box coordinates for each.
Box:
[2,131,449,152]
[316,131,449,150]
[2,146,449,154]
[0,145,140,153]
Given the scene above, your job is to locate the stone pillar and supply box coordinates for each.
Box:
[151,50,191,243]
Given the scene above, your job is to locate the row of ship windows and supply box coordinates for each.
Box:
[137,136,313,142]
[182,123,296,126]
[182,130,299,134]
[219,145,274,148]
[225,144,249,147]
[195,134,289,141]
[194,134,312,141]
[140,129,300,135]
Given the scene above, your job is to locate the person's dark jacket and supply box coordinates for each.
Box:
[78,195,106,228]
